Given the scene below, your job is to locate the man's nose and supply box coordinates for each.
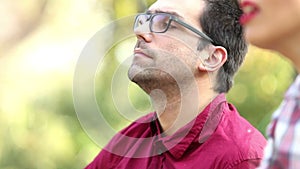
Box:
[134,22,153,43]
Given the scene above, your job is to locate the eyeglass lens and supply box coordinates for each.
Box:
[135,14,171,33]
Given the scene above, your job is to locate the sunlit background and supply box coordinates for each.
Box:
[0,0,296,168]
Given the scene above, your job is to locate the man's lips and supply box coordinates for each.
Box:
[134,49,152,59]
[239,1,259,25]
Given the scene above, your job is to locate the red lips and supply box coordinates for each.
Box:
[239,1,259,25]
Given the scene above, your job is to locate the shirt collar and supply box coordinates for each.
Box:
[150,93,226,159]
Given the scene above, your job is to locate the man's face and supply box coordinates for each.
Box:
[128,0,208,89]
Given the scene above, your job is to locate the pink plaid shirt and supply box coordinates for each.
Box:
[258,75,300,169]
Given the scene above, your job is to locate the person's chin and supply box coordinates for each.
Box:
[245,28,272,49]
[128,65,146,81]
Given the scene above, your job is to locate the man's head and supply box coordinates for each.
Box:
[128,0,247,94]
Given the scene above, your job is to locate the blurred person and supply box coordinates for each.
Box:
[239,0,300,168]
[85,0,266,168]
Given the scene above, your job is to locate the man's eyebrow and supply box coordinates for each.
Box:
[145,9,183,18]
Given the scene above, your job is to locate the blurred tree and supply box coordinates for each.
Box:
[0,0,48,54]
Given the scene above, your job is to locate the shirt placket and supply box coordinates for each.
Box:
[148,137,166,169]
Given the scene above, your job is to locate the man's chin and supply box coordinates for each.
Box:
[127,65,140,82]
[127,64,150,81]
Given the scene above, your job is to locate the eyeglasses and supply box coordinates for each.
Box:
[133,13,214,43]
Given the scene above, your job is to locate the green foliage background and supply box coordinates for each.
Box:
[0,0,296,168]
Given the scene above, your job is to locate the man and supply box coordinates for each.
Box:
[85,0,266,168]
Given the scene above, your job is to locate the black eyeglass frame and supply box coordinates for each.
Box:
[134,13,214,43]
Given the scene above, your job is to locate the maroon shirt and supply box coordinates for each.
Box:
[85,94,266,169]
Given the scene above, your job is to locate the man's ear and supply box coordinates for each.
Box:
[198,46,227,72]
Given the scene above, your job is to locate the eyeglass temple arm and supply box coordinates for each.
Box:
[173,18,214,43]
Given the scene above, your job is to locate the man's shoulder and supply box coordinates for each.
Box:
[222,103,266,142]
[215,104,267,160]
[205,111,266,168]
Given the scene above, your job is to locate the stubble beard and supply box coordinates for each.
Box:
[128,66,177,95]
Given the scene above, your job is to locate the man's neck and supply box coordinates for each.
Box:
[150,86,219,136]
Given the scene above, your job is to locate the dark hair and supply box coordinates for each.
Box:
[200,0,248,93]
